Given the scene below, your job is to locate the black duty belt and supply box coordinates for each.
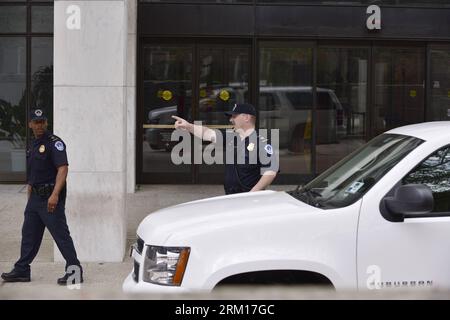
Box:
[31,184,55,198]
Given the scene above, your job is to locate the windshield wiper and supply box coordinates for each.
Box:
[288,187,323,208]
[304,188,322,198]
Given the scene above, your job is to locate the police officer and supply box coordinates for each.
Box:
[173,103,278,194]
[1,109,83,285]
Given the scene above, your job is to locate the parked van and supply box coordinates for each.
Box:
[259,86,343,150]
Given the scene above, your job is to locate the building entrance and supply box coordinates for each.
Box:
[138,40,251,184]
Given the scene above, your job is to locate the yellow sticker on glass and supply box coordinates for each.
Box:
[219,90,230,101]
[162,90,173,101]
[200,89,207,98]
[409,90,417,98]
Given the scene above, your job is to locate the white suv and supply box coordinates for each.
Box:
[124,122,450,293]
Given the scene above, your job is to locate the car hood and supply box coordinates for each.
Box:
[137,190,320,244]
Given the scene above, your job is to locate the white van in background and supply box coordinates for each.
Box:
[259,86,343,150]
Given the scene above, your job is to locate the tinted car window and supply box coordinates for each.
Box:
[285,92,312,110]
[317,92,334,110]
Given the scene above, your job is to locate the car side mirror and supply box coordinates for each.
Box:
[383,184,433,220]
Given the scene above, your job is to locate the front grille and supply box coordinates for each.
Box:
[137,236,144,254]
[132,260,140,282]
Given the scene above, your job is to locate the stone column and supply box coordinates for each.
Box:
[53,0,136,262]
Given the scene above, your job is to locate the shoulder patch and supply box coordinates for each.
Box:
[54,141,65,151]
[264,144,273,155]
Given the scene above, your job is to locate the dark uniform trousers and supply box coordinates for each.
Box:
[14,191,80,274]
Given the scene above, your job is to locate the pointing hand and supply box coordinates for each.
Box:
[172,115,191,130]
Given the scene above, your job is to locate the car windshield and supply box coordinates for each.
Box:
[288,134,424,209]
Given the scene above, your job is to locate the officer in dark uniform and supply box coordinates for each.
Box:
[223,104,278,194]
[1,109,83,285]
[173,103,278,194]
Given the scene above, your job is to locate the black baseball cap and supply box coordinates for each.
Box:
[225,103,256,117]
[30,109,48,121]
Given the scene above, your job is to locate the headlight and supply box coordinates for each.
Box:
[143,245,190,286]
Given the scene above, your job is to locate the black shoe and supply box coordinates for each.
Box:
[1,270,31,282]
[57,272,84,286]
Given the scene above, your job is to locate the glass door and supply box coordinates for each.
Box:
[138,42,251,184]
[140,44,193,183]
[258,43,314,183]
[428,45,450,121]
[316,46,369,173]
[196,44,251,183]
[372,46,426,136]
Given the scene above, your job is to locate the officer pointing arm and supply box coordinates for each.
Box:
[172,103,278,195]
[172,115,217,142]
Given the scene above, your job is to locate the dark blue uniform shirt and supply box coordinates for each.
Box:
[27,131,68,186]
[224,130,277,192]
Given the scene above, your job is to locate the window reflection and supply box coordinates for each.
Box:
[404,146,450,212]
[197,47,249,179]
[0,6,26,33]
[0,38,27,175]
[259,46,313,176]
[429,47,450,121]
[317,47,368,172]
[31,38,53,129]
[373,47,425,135]
[142,46,192,174]
[0,3,54,181]
[32,6,54,33]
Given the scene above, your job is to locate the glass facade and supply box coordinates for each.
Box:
[0,1,53,182]
[137,1,450,184]
[139,40,431,184]
[429,47,450,121]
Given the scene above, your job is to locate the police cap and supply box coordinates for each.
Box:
[225,103,256,117]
